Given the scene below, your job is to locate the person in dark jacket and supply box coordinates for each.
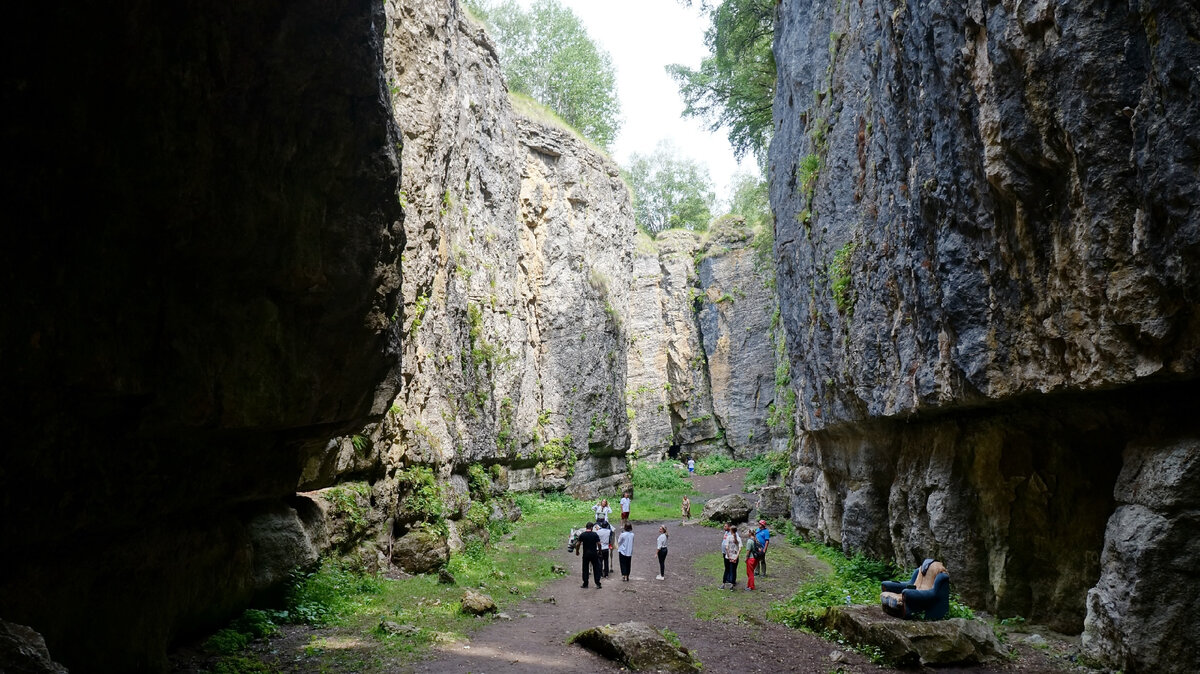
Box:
[575,522,603,588]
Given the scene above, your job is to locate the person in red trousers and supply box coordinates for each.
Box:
[744,527,763,590]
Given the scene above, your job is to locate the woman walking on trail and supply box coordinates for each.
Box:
[617,523,635,581]
[681,495,691,521]
[655,525,669,580]
[744,527,762,590]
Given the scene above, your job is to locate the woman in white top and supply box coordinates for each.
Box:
[616,523,635,581]
[592,499,612,524]
[655,525,669,580]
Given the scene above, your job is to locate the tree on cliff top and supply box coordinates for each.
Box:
[469,0,622,149]
[624,140,716,234]
[667,0,775,165]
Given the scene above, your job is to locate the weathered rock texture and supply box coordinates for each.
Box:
[569,621,702,673]
[1,0,402,669]
[823,606,1006,667]
[625,223,787,460]
[374,0,634,505]
[772,1,1199,671]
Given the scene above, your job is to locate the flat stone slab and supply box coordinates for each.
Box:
[823,605,1007,667]
[570,621,701,672]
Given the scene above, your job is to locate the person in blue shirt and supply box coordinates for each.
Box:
[755,520,771,577]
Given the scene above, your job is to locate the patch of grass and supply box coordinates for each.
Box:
[632,461,690,491]
[694,455,753,476]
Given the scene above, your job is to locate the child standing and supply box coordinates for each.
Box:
[620,491,631,523]
[681,495,691,521]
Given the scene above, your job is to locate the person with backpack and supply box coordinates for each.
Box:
[596,520,613,578]
[755,520,771,577]
[721,523,741,589]
[745,527,764,590]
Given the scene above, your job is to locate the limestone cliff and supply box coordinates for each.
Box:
[299,0,636,569]
[771,0,1199,670]
[0,0,403,669]
[626,222,787,461]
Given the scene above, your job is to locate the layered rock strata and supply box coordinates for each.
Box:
[771,0,1199,670]
[1,0,403,669]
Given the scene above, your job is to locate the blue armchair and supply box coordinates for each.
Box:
[881,559,950,620]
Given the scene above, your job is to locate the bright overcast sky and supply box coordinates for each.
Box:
[513,0,756,203]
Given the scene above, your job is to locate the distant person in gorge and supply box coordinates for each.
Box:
[681,494,691,521]
[593,498,612,525]
[655,525,669,580]
[575,522,602,589]
[721,523,741,589]
[687,456,695,474]
[620,491,631,523]
[755,520,771,576]
[617,522,635,581]
[596,518,613,578]
[744,527,762,591]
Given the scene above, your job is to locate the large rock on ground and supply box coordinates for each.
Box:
[460,590,497,616]
[823,606,1005,667]
[391,529,449,574]
[754,485,790,520]
[0,621,68,674]
[701,494,752,523]
[1082,437,1200,673]
[569,621,701,672]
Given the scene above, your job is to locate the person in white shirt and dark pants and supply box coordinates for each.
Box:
[655,525,669,580]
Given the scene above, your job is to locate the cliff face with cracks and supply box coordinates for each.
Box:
[771,0,1199,670]
[625,222,787,461]
[298,0,636,569]
[0,0,403,669]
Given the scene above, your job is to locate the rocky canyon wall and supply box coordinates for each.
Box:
[626,222,787,461]
[771,0,1199,671]
[1,0,403,669]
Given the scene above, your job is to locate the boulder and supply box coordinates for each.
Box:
[822,605,1005,667]
[489,497,523,523]
[461,590,497,616]
[700,494,752,523]
[569,622,701,672]
[754,485,789,520]
[0,621,68,674]
[379,621,420,637]
[390,529,449,574]
[438,568,456,585]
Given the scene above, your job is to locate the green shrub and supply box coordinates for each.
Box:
[694,455,752,475]
[285,562,384,626]
[744,451,790,489]
[204,628,249,655]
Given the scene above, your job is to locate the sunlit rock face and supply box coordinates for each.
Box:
[363,0,635,508]
[771,0,1199,669]
[1,0,403,670]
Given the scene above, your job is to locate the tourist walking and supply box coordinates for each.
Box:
[655,525,669,580]
[681,495,691,521]
[575,522,602,588]
[755,520,771,576]
[596,519,613,578]
[721,523,741,589]
[745,527,762,590]
[687,457,695,474]
[620,491,631,523]
[617,523,635,581]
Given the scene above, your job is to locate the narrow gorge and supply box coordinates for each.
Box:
[1,0,1196,672]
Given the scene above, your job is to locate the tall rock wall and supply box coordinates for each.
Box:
[626,223,787,461]
[0,0,403,669]
[313,0,635,537]
[771,0,1199,670]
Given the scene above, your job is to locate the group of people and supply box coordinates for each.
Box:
[720,520,771,590]
[574,491,670,587]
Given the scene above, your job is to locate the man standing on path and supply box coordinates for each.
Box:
[755,520,771,577]
[620,491,631,524]
[575,522,602,588]
[596,520,613,578]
